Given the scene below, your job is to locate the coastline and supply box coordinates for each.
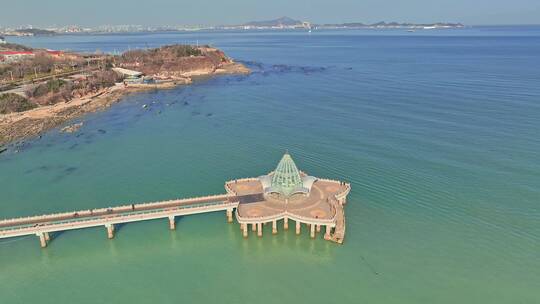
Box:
[0,61,249,148]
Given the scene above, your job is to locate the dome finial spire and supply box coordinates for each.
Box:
[257,152,317,198]
[270,153,302,197]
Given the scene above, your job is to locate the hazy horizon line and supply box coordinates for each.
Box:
[2,16,540,29]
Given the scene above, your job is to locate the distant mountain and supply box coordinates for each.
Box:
[15,28,56,35]
[371,21,463,27]
[243,16,303,27]
[336,22,367,27]
[238,18,463,30]
[371,21,403,26]
[320,21,464,29]
[1,28,57,36]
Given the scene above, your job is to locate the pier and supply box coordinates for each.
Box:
[0,153,350,248]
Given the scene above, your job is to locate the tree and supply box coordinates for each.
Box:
[0,93,37,114]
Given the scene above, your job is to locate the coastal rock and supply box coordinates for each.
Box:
[61,122,83,133]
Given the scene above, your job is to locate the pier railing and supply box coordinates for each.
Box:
[0,193,231,228]
[235,209,337,226]
[0,193,237,239]
[0,200,238,238]
[225,177,260,195]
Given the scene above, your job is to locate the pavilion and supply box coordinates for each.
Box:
[226,152,350,243]
[0,152,350,248]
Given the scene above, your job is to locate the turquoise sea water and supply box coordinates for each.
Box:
[1,27,539,303]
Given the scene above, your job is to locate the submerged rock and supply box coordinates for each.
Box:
[61,122,83,134]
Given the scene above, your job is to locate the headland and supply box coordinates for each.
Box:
[0,44,249,148]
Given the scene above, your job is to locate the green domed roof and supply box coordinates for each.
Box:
[271,153,303,197]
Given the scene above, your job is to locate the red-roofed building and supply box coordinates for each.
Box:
[0,51,35,63]
[44,49,79,60]
[46,50,63,57]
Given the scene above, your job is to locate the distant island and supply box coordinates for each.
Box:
[222,17,464,30]
[242,16,306,27]
[1,28,56,36]
[319,21,465,29]
[0,17,464,35]
[0,43,249,146]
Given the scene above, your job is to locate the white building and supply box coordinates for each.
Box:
[0,51,35,63]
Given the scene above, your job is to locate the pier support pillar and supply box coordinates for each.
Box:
[316,225,321,233]
[257,223,263,237]
[252,223,257,232]
[310,223,316,239]
[37,233,47,248]
[242,223,248,238]
[168,216,176,230]
[284,217,289,230]
[44,232,51,241]
[324,225,332,240]
[226,209,233,223]
[106,224,114,239]
[295,221,301,235]
[272,220,278,235]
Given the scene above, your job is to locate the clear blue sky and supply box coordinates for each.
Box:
[2,0,539,27]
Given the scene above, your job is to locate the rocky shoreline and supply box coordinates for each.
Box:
[0,61,249,148]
